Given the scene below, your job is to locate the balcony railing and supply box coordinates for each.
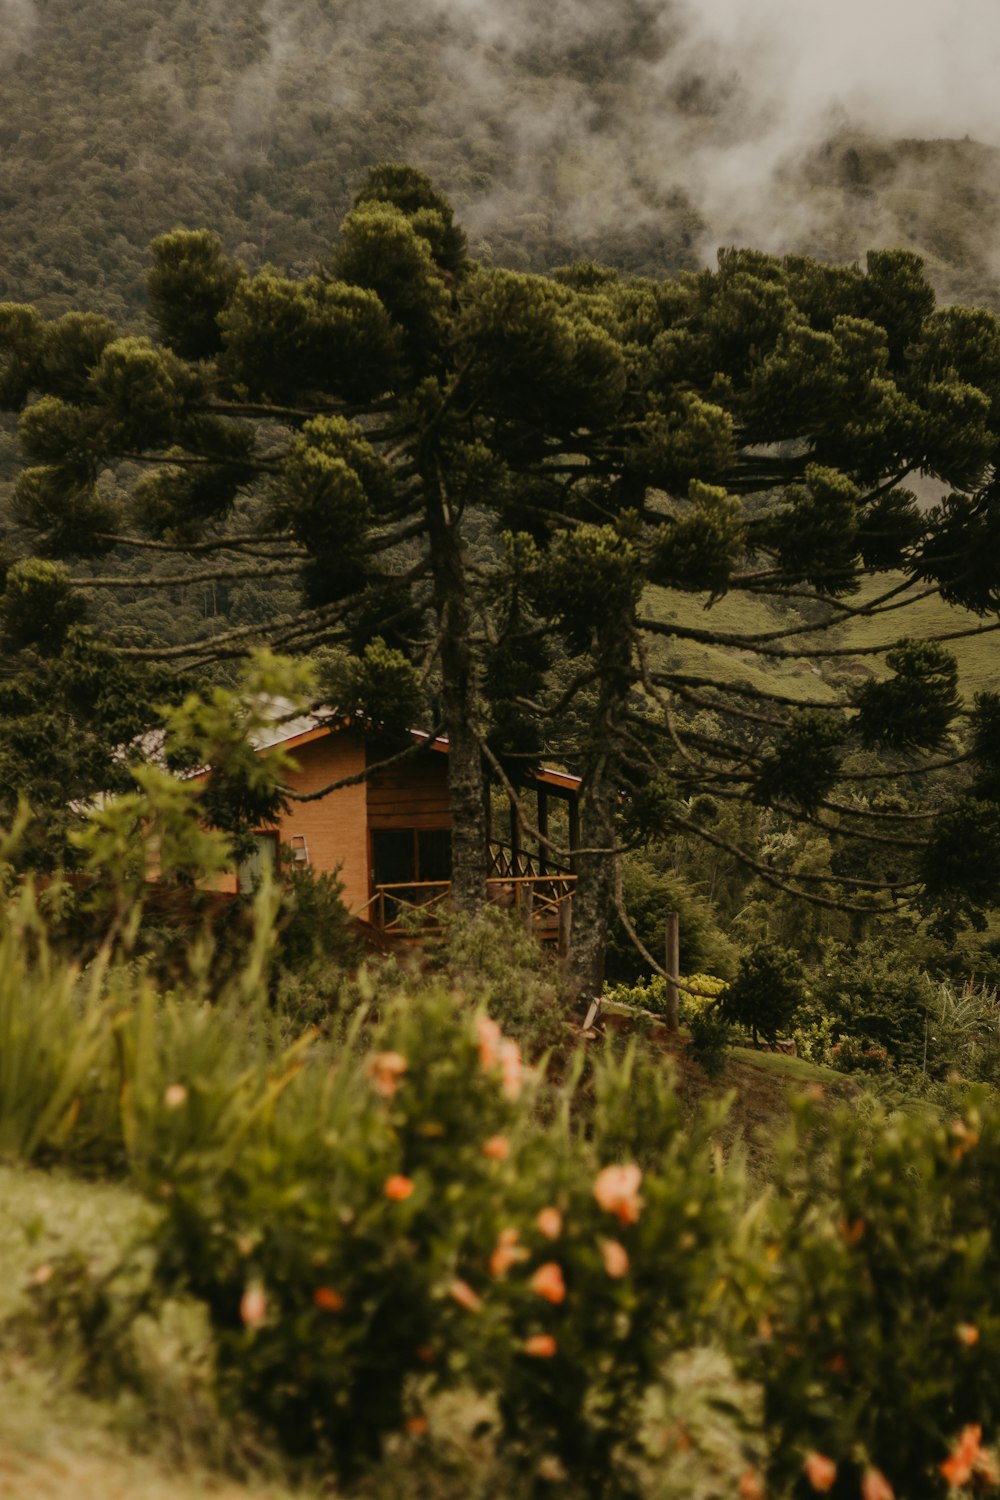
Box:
[488,839,571,881]
[360,869,575,940]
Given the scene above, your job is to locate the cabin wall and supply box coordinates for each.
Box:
[366,743,451,831]
[274,733,370,914]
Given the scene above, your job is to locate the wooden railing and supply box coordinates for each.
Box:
[358,870,575,940]
[488,840,571,881]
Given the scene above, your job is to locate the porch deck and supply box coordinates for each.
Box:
[358,840,575,943]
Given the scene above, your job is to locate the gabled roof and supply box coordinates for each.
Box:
[258,715,582,795]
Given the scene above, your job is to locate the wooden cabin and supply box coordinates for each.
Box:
[226,717,580,941]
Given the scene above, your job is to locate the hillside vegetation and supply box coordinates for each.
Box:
[1,0,1000,324]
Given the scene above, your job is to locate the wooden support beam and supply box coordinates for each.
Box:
[558,894,571,959]
[537,787,549,877]
[509,795,522,878]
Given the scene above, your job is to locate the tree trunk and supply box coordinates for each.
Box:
[563,752,617,1003]
[425,470,488,914]
[562,594,635,1004]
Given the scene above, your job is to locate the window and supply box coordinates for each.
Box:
[371,828,452,890]
[237,832,279,894]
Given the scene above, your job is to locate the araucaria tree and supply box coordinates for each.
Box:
[4,165,1000,993]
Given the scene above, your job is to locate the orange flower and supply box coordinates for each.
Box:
[490,1243,519,1278]
[475,1017,523,1097]
[941,1425,983,1488]
[405,1415,429,1436]
[599,1238,630,1279]
[476,1015,502,1069]
[313,1286,344,1312]
[536,1207,562,1240]
[240,1284,267,1328]
[739,1468,765,1500]
[825,1352,848,1375]
[803,1452,837,1492]
[523,1333,557,1357]
[384,1174,414,1201]
[482,1135,511,1160]
[530,1261,566,1304]
[490,1229,524,1278]
[860,1468,894,1500]
[499,1037,523,1100]
[838,1218,865,1247]
[593,1163,643,1225]
[163,1083,188,1109]
[957,1323,980,1347]
[950,1120,980,1160]
[367,1051,408,1099]
[449,1279,483,1312]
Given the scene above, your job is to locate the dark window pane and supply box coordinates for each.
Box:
[418,828,452,882]
[372,829,415,886]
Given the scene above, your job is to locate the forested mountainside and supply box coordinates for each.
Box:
[2,0,1000,324]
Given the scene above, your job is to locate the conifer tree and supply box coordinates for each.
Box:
[4,170,1000,990]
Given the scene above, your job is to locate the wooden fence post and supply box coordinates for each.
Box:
[665,910,680,1033]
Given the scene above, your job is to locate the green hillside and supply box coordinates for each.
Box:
[649,574,1000,704]
[1,1,999,323]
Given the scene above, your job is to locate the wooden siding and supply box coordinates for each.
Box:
[365,743,451,831]
[272,732,370,913]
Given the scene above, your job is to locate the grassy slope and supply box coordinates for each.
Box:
[647,572,1000,703]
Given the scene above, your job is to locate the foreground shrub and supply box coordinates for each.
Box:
[739,1090,1000,1498]
[11,863,1000,1495]
[140,991,742,1486]
[0,876,120,1166]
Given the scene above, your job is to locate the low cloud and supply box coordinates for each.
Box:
[143,0,1000,282]
[0,0,37,69]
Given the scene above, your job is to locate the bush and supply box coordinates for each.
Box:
[271,862,359,982]
[602,972,727,1021]
[815,944,942,1075]
[605,855,737,985]
[11,885,1000,1497]
[829,1036,892,1074]
[734,1091,1000,1499]
[136,996,742,1485]
[719,942,805,1046]
[687,1005,732,1078]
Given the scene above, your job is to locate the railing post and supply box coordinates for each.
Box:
[510,796,522,878]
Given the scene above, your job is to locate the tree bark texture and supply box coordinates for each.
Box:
[425,471,488,913]
[563,750,617,1003]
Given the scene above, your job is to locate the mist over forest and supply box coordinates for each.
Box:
[1,0,1000,321]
